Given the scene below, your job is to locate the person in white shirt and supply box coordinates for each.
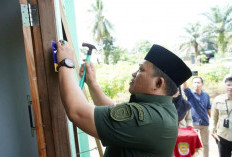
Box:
[211,74,232,157]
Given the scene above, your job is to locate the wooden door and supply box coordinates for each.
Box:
[19,0,72,156]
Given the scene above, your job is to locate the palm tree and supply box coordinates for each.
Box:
[203,6,232,54]
[102,36,114,64]
[89,0,114,64]
[179,23,203,56]
[89,0,113,43]
[201,25,217,51]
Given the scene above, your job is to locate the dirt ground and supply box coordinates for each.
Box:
[207,119,220,157]
[208,134,219,157]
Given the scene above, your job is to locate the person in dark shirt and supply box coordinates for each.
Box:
[56,41,192,157]
[183,77,211,157]
[173,87,191,123]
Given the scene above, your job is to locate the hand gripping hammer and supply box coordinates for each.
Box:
[78,43,103,156]
[79,43,96,89]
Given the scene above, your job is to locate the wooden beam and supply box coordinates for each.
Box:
[19,0,46,156]
[36,0,72,156]
[73,126,80,157]
[29,0,56,156]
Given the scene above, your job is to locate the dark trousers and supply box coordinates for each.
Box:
[218,136,232,157]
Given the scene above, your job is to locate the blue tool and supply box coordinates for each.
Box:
[79,43,96,89]
[51,41,58,72]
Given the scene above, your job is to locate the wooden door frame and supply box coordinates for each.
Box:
[19,0,72,156]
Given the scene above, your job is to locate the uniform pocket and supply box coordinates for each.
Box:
[216,102,227,110]
[216,102,228,116]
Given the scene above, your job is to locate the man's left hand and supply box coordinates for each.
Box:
[56,40,75,63]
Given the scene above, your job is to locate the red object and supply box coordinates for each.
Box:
[174,127,202,157]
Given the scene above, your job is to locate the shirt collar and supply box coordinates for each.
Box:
[129,94,172,104]
[224,94,230,100]
[193,90,202,95]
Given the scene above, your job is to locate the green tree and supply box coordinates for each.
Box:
[132,40,153,61]
[102,37,114,64]
[109,46,127,64]
[179,23,203,56]
[89,0,115,64]
[89,0,113,43]
[201,25,217,51]
[133,40,152,54]
[203,6,232,54]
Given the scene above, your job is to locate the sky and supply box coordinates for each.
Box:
[75,0,231,52]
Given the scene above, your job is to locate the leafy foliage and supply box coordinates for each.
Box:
[102,37,114,64]
[202,6,232,53]
[201,67,230,83]
[93,61,230,102]
[89,0,113,43]
[116,40,154,64]
[179,5,232,58]
[133,40,153,54]
[179,23,203,56]
[89,0,115,64]
[191,63,230,83]
[109,46,127,64]
[95,62,137,99]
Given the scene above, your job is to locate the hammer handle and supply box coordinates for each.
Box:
[79,55,91,89]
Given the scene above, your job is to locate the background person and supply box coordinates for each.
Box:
[211,74,232,157]
[173,87,193,128]
[183,77,211,157]
[179,109,193,128]
[56,41,192,157]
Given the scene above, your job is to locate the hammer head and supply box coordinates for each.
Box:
[82,43,96,55]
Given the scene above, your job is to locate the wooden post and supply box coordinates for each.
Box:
[37,0,72,156]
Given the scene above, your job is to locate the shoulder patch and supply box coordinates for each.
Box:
[110,104,134,121]
[130,103,145,121]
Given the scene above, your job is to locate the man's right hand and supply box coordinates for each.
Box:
[183,82,188,89]
[211,133,220,144]
[79,62,115,106]
[79,62,97,87]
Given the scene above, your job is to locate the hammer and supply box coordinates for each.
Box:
[79,43,103,156]
[82,42,96,56]
[79,43,96,89]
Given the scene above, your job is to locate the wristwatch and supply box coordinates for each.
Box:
[57,58,75,71]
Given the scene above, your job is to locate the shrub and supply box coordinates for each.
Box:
[96,62,137,99]
[198,65,230,83]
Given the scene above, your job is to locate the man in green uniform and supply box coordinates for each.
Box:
[56,41,192,157]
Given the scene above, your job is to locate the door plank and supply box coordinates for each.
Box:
[37,0,71,156]
[19,2,47,157]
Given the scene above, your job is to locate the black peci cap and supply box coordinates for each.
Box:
[145,44,192,86]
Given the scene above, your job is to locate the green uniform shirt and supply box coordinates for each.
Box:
[94,94,178,157]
